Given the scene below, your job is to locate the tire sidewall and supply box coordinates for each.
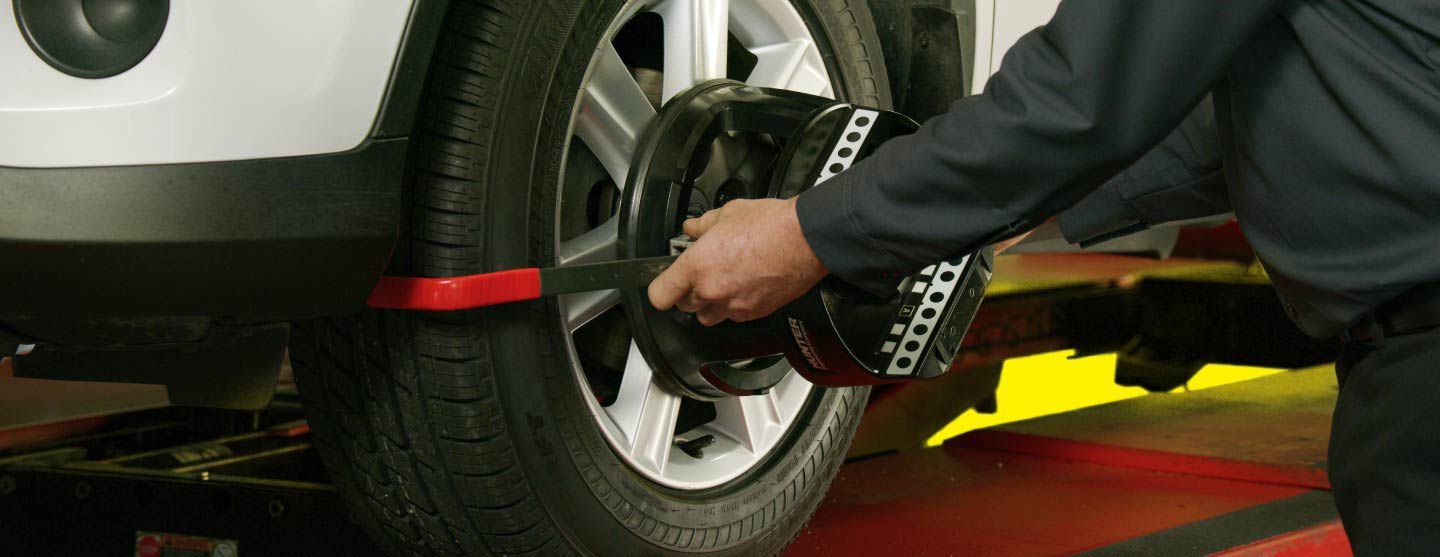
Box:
[481,0,888,552]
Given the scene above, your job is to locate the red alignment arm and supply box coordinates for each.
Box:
[366,268,543,311]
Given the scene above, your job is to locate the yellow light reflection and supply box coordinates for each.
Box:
[924,351,1284,446]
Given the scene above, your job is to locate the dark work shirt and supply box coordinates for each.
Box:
[797,0,1440,338]
[1056,96,1230,247]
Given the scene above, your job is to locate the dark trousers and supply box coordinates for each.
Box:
[1329,327,1440,555]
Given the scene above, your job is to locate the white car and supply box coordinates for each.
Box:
[1,1,1071,554]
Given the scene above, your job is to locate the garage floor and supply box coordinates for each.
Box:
[0,253,1349,555]
[0,363,1347,556]
[788,366,1346,556]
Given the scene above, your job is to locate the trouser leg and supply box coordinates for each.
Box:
[1328,328,1440,555]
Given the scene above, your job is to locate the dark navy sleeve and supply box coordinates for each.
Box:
[797,0,1283,294]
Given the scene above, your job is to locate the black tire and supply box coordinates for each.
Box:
[289,1,892,554]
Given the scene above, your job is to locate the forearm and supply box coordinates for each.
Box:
[798,0,1281,294]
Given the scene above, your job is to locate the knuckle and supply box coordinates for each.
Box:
[693,284,723,302]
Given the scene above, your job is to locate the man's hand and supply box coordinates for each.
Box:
[990,216,1057,255]
[648,197,828,326]
[991,229,1035,255]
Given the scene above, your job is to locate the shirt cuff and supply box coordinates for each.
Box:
[1056,182,1146,246]
[795,166,906,297]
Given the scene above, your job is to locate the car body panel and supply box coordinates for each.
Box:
[986,0,1062,88]
[967,0,1064,95]
[0,0,413,168]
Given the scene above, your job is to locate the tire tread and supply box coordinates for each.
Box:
[292,0,563,555]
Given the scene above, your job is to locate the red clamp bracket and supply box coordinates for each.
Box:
[366,268,542,311]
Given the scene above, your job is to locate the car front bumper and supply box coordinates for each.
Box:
[0,139,405,325]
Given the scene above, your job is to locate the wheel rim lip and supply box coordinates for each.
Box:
[554,0,833,491]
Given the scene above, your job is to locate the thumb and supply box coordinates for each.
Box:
[648,259,694,311]
[683,205,725,238]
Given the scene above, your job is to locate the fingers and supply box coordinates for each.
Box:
[652,274,731,326]
[647,251,731,325]
[655,200,760,324]
[682,213,711,238]
[683,202,732,238]
[695,300,768,326]
[696,305,728,327]
[648,264,736,326]
[647,263,693,311]
[676,290,705,313]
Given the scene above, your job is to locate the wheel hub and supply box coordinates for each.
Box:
[619,80,835,400]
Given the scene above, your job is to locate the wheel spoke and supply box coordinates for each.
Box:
[712,390,782,453]
[746,39,830,97]
[605,342,683,475]
[577,44,656,186]
[560,289,621,332]
[656,0,730,103]
[558,216,618,267]
[771,369,811,414]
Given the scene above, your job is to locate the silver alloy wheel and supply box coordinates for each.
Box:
[555,0,834,490]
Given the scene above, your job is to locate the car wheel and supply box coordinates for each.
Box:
[289,0,890,554]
